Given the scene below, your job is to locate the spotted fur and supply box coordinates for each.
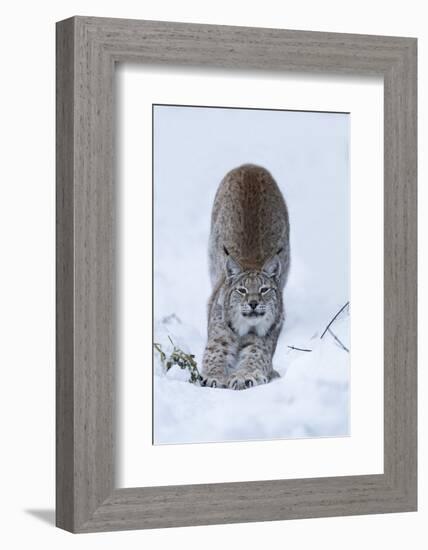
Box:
[201,164,290,390]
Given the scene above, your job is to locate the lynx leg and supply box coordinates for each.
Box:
[227,342,275,390]
[201,329,238,388]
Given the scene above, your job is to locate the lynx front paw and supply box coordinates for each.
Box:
[200,373,228,389]
[227,371,269,390]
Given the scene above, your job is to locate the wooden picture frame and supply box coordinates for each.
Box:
[56,16,417,533]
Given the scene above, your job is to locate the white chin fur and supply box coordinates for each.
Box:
[231,310,273,337]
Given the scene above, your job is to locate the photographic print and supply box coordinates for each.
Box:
[153,104,350,445]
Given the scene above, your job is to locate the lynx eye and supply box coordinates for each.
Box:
[260,286,271,295]
[236,287,248,295]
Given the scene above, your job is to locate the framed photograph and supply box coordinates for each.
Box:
[56,16,417,532]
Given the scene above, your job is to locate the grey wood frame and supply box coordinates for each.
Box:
[56,16,417,533]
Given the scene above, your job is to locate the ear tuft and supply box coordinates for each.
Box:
[225,255,242,279]
[262,255,281,280]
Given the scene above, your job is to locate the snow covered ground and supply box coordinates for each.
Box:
[153,105,350,445]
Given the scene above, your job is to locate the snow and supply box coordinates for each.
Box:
[153,105,350,445]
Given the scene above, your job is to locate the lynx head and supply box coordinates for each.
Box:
[224,254,282,337]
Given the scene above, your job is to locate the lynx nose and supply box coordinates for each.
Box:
[249,301,258,310]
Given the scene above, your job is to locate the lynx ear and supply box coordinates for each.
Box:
[262,255,281,281]
[225,255,242,279]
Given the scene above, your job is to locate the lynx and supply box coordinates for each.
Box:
[201,164,290,390]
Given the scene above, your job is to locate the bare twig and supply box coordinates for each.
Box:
[320,301,350,339]
[327,328,349,353]
[286,301,350,356]
[153,343,166,364]
[287,345,312,352]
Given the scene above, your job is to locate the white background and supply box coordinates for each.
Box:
[0,1,425,549]
[119,69,383,486]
